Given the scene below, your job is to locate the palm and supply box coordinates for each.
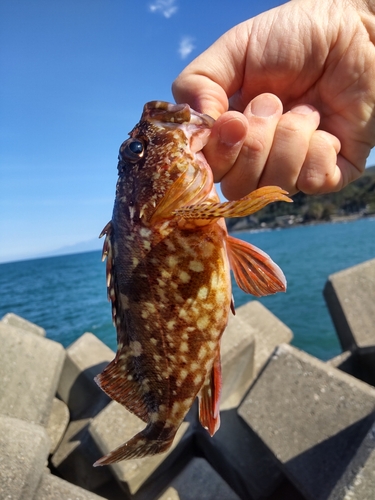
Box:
[234,0,375,176]
[173,0,375,194]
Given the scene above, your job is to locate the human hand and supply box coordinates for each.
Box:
[172,0,375,198]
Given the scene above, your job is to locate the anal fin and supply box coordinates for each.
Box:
[198,350,222,436]
[226,235,286,296]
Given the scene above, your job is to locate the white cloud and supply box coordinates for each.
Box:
[149,0,178,18]
[178,36,195,59]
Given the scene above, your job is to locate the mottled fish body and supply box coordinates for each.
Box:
[95,101,291,465]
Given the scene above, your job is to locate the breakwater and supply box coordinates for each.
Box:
[1,258,375,500]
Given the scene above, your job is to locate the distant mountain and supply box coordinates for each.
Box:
[226,164,375,231]
[38,238,103,258]
[0,238,103,264]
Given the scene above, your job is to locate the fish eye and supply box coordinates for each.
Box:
[119,138,145,163]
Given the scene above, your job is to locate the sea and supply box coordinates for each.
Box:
[0,217,374,361]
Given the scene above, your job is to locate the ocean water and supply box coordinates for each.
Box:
[0,218,374,361]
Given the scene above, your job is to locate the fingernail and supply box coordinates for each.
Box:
[250,94,280,117]
[290,104,315,115]
[218,118,246,146]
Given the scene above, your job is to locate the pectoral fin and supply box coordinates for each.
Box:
[150,165,212,223]
[172,186,292,219]
[226,235,286,296]
[198,350,222,436]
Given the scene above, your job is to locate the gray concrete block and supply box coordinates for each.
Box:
[354,347,375,387]
[0,415,50,500]
[196,408,283,500]
[220,310,255,410]
[221,300,293,410]
[327,350,366,383]
[51,418,112,491]
[323,258,375,351]
[57,332,114,419]
[326,350,354,371]
[46,398,70,454]
[157,488,180,500]
[1,312,46,337]
[239,344,375,500]
[327,349,375,388]
[0,322,65,426]
[327,421,375,499]
[89,401,192,496]
[34,471,108,500]
[156,458,241,500]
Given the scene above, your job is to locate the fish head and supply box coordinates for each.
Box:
[116,101,216,223]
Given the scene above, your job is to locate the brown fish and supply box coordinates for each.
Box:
[94,101,292,465]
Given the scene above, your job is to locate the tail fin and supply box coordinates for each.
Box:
[93,424,176,466]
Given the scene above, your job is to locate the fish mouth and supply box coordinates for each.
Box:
[143,101,215,129]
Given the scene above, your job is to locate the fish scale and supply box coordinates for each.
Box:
[94,101,292,465]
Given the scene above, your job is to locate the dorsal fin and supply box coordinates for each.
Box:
[99,222,118,326]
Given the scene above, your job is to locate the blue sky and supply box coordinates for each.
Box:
[1,0,374,263]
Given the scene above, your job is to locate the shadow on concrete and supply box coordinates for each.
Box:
[285,412,375,499]
[67,361,112,420]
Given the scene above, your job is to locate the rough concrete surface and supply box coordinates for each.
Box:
[323,258,375,351]
[239,343,375,500]
[1,312,46,337]
[51,417,112,491]
[156,458,241,500]
[327,350,354,371]
[196,408,283,500]
[57,332,113,419]
[327,421,375,499]
[221,300,293,410]
[0,415,50,500]
[234,300,293,376]
[46,397,70,454]
[35,471,107,500]
[0,322,65,426]
[89,401,192,496]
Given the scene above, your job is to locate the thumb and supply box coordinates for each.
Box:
[172,23,250,118]
[172,71,229,119]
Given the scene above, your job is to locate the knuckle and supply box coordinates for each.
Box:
[245,135,268,158]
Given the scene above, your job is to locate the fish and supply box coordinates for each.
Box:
[94,100,292,466]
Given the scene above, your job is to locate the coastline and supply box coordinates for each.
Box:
[228,212,375,234]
